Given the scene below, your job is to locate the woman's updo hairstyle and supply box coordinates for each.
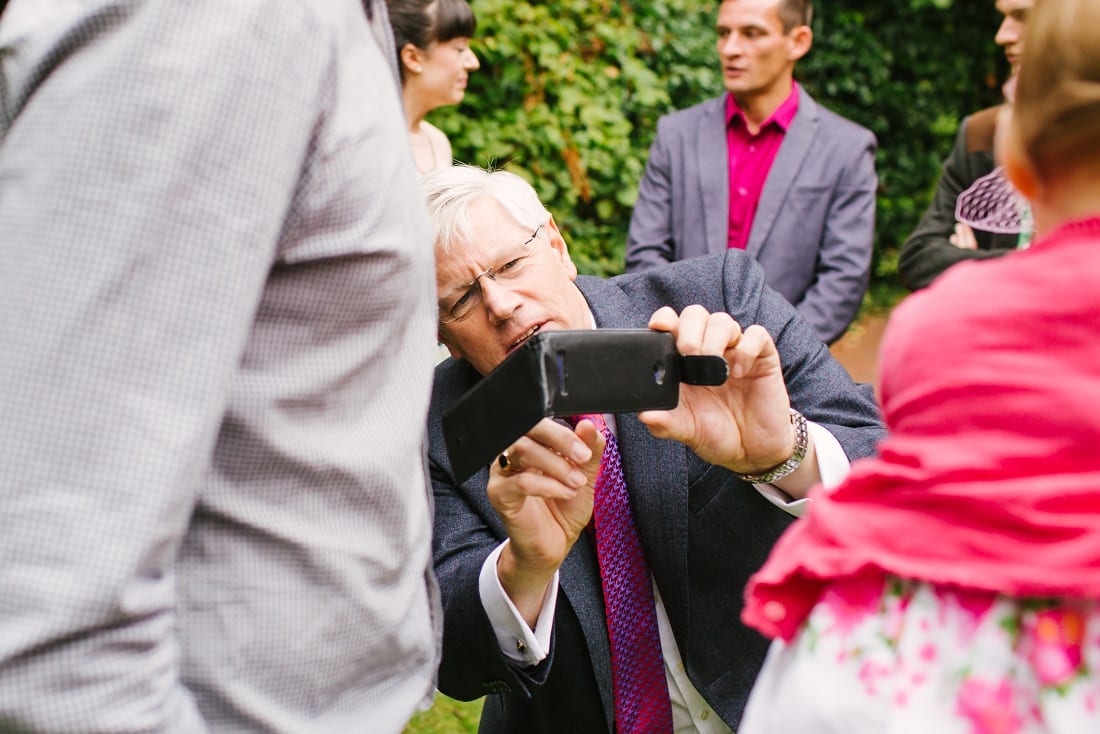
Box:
[387,0,477,81]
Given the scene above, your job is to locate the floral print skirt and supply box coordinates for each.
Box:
[740,574,1100,734]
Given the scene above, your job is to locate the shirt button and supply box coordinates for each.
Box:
[677,662,686,673]
[737,187,748,196]
[515,639,527,653]
[749,145,757,152]
[700,709,711,721]
[763,600,787,621]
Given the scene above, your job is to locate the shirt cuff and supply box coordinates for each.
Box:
[753,421,850,517]
[478,540,557,666]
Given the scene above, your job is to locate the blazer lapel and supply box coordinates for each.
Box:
[697,95,732,256]
[557,529,616,730]
[617,412,690,616]
[747,89,819,257]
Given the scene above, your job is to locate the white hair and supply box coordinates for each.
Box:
[421,165,551,255]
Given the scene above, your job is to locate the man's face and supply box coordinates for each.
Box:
[436,197,593,376]
[715,0,809,101]
[994,0,1033,75]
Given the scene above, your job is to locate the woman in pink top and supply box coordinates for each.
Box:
[739,1,1100,731]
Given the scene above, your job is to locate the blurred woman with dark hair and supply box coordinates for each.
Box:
[386,0,479,174]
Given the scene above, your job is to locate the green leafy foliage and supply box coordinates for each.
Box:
[794,1,1006,293]
[433,0,716,276]
[435,0,1005,291]
[403,693,482,733]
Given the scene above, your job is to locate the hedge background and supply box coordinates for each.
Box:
[431,0,1008,307]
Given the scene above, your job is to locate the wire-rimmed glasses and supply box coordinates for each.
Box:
[438,224,545,324]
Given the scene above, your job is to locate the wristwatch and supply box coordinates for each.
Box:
[735,409,808,484]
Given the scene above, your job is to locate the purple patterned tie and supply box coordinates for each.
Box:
[571,414,673,733]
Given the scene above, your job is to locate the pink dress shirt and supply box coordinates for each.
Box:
[726,84,800,250]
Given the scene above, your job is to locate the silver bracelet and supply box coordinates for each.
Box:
[735,409,808,484]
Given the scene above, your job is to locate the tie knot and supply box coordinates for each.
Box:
[566,413,607,432]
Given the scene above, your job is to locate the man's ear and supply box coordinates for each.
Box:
[788,25,812,62]
[437,330,464,361]
[544,215,579,280]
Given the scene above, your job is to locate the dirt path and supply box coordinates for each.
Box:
[829,312,889,396]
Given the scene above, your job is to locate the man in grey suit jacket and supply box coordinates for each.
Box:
[0,1,439,731]
[424,166,884,732]
[626,0,877,345]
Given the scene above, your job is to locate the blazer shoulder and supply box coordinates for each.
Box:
[611,250,767,313]
[800,91,875,145]
[657,94,726,132]
[963,105,1002,154]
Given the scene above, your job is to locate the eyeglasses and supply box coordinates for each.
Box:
[439,224,544,324]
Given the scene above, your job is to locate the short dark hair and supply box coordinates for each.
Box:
[777,0,813,32]
[386,0,476,53]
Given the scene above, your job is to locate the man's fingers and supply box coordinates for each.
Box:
[701,311,741,358]
[493,417,603,492]
[567,418,605,469]
[728,324,774,378]
[497,470,585,501]
[636,409,676,439]
[647,306,679,332]
[649,306,744,365]
[671,304,710,355]
[527,417,594,465]
[497,437,587,489]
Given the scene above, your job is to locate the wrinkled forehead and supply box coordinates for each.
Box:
[437,196,527,255]
[718,0,786,26]
[435,199,531,286]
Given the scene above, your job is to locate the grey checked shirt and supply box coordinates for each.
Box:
[0,0,440,731]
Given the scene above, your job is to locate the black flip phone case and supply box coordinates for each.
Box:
[442,329,727,482]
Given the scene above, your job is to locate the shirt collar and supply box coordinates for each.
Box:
[724,82,801,132]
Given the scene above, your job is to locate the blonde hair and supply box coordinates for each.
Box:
[1012,0,1100,180]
